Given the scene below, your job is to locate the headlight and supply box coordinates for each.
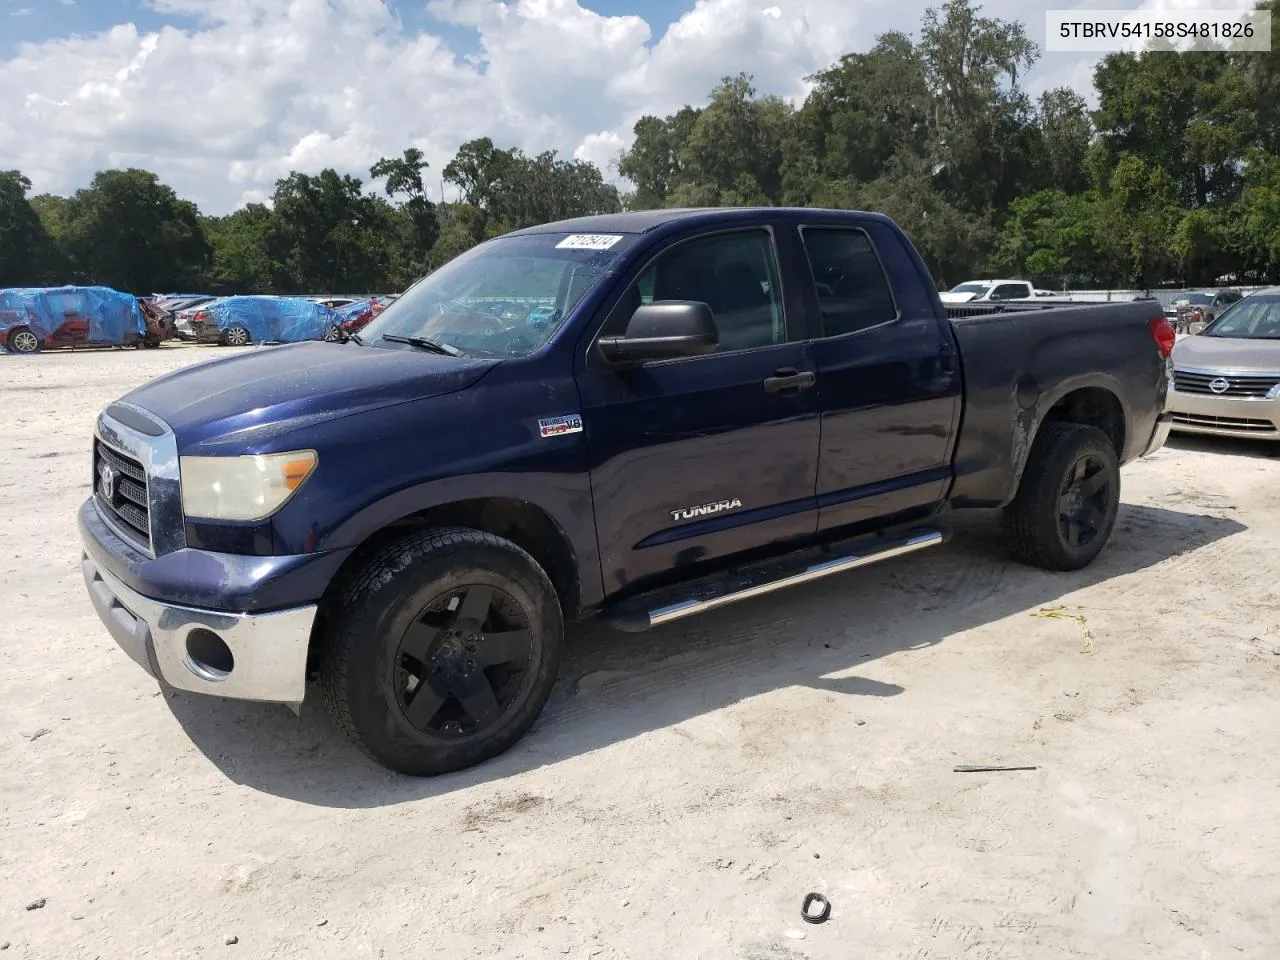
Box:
[1267,382,1280,401]
[180,450,317,522]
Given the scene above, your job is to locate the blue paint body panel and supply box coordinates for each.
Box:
[79,207,1171,619]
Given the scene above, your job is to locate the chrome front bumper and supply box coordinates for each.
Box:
[81,550,317,704]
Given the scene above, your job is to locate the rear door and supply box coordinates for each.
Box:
[577,224,822,595]
[793,220,962,534]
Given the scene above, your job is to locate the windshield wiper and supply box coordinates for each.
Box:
[381,334,465,356]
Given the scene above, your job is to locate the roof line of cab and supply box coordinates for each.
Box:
[505,206,896,238]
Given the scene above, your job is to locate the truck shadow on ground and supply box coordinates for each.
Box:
[163,503,1245,807]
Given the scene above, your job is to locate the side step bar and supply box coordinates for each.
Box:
[602,526,948,633]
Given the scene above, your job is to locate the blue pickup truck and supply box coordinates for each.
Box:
[80,207,1175,775]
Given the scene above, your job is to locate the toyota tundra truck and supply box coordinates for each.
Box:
[79,207,1175,776]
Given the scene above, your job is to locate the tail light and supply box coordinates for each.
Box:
[1149,316,1176,358]
[194,310,209,321]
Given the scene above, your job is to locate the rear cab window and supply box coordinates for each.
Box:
[798,227,899,337]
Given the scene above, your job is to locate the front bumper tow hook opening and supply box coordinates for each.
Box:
[185,628,234,682]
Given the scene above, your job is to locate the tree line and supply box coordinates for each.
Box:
[2,0,1278,295]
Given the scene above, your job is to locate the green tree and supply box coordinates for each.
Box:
[371,147,440,277]
[203,204,284,294]
[617,108,700,209]
[1035,89,1093,194]
[992,189,1111,286]
[58,169,210,292]
[0,171,63,286]
[269,169,397,292]
[783,32,929,205]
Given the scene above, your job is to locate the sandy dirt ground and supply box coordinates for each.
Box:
[2,345,1279,960]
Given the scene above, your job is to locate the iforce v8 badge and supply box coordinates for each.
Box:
[538,415,584,438]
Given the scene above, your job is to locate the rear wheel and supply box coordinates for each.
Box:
[319,528,564,776]
[7,326,40,354]
[223,324,251,346]
[1003,422,1121,571]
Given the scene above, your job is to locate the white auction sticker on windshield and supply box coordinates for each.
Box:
[555,234,623,250]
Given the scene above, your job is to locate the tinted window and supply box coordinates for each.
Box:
[611,229,785,353]
[800,228,897,336]
[992,283,1029,299]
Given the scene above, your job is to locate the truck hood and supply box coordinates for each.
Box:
[938,291,978,303]
[123,341,499,449]
[1172,334,1280,373]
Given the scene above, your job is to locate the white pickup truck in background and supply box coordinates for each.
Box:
[939,279,1070,304]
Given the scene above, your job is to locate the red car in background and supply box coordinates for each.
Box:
[2,292,168,353]
[323,295,394,340]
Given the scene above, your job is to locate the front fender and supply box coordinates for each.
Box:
[264,374,604,609]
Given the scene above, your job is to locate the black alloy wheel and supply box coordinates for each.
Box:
[1056,453,1112,550]
[394,583,534,737]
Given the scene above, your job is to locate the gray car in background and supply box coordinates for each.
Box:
[1168,288,1280,442]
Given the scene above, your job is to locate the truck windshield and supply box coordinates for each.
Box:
[362,233,634,358]
[949,282,992,295]
[1204,296,1280,339]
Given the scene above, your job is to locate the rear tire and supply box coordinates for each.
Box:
[1002,422,1121,571]
[318,528,564,776]
[7,326,40,354]
[223,324,251,346]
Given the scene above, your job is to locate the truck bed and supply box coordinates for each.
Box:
[944,300,1169,508]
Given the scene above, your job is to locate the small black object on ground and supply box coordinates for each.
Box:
[802,893,831,924]
[953,764,1038,773]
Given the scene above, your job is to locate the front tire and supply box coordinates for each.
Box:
[318,528,564,776]
[1002,422,1121,571]
[7,326,40,354]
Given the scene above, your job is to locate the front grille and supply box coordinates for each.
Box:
[1173,368,1280,398]
[1171,413,1278,433]
[94,439,152,550]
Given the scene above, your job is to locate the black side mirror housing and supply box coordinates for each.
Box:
[597,301,719,364]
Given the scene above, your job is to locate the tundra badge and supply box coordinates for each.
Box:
[538,414,584,438]
[670,498,743,522]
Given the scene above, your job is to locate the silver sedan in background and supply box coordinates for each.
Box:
[1168,288,1280,443]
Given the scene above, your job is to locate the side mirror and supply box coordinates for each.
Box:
[597,301,719,364]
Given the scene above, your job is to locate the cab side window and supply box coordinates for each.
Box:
[992,283,1030,300]
[607,229,785,353]
[800,227,897,337]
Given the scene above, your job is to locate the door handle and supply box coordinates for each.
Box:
[762,368,816,394]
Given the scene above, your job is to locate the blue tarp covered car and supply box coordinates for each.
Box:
[1,285,149,354]
[196,296,339,345]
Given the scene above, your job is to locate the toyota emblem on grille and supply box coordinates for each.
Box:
[98,461,118,502]
[1209,377,1230,394]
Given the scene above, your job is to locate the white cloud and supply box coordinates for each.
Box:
[0,0,1108,213]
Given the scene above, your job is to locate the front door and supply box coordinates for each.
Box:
[577,226,822,595]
